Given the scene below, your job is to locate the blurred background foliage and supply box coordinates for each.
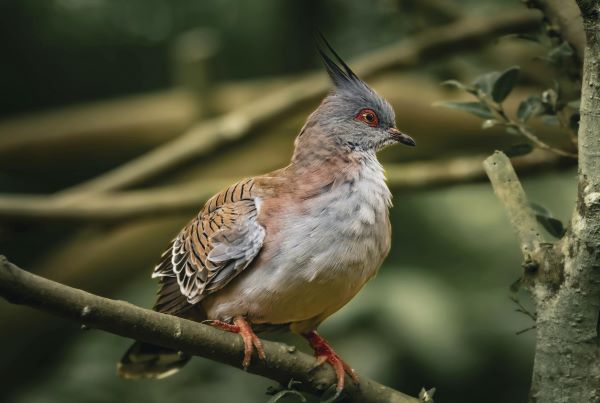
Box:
[0,0,579,402]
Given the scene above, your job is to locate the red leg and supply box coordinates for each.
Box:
[204,317,266,369]
[234,316,266,368]
[302,330,359,399]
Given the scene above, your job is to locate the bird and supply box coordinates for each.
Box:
[117,36,415,399]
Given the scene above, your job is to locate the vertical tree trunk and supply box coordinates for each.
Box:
[530,1,600,401]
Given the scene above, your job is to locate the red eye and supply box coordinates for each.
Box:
[355,108,379,127]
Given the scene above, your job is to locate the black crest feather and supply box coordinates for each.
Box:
[316,32,360,89]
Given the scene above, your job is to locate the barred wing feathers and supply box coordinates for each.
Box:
[152,178,265,315]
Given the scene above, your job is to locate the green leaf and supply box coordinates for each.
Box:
[505,126,521,135]
[551,41,574,58]
[541,115,560,126]
[434,101,494,119]
[504,143,533,157]
[568,99,581,110]
[515,33,542,43]
[441,79,463,88]
[544,41,575,65]
[441,80,468,90]
[510,277,522,293]
[473,71,500,96]
[517,96,543,122]
[492,66,520,102]
[530,202,566,238]
[500,33,542,43]
[538,217,566,238]
[481,119,499,129]
[569,112,580,133]
[568,99,581,109]
[530,202,551,216]
[441,80,477,95]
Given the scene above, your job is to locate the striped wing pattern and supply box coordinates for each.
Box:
[152,178,265,314]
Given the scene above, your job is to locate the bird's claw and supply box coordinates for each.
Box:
[204,317,266,369]
[303,330,359,400]
[237,318,266,369]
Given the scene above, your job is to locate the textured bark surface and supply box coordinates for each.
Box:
[529,1,600,401]
[0,257,422,403]
[483,152,545,257]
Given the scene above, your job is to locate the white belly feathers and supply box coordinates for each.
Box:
[204,156,392,330]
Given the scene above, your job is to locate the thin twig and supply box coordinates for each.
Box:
[509,122,577,158]
[515,325,537,335]
[509,295,537,321]
[477,91,577,159]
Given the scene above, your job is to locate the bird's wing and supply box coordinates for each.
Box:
[151,178,265,315]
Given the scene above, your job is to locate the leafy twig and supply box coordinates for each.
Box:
[438,66,578,159]
[505,121,576,158]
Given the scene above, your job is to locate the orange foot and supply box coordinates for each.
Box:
[302,330,359,399]
[205,316,266,369]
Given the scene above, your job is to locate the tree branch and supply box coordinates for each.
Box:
[484,2,600,399]
[482,151,545,258]
[0,151,566,223]
[472,90,578,158]
[0,256,423,403]
[524,0,585,61]
[0,90,199,156]
[54,11,540,201]
[527,1,600,401]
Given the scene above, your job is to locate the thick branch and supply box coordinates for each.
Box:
[482,151,564,294]
[55,12,540,200]
[524,1,600,400]
[0,152,565,223]
[484,151,545,257]
[0,257,421,403]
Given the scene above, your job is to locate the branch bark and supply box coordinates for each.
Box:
[528,1,600,401]
[484,1,600,401]
[0,151,566,223]
[54,11,540,201]
[483,151,560,295]
[0,256,422,403]
[483,151,545,258]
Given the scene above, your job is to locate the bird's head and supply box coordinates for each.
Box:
[301,36,415,153]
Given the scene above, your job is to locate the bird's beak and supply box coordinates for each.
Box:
[388,128,416,147]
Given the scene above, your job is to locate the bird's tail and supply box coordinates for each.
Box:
[117,341,191,379]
